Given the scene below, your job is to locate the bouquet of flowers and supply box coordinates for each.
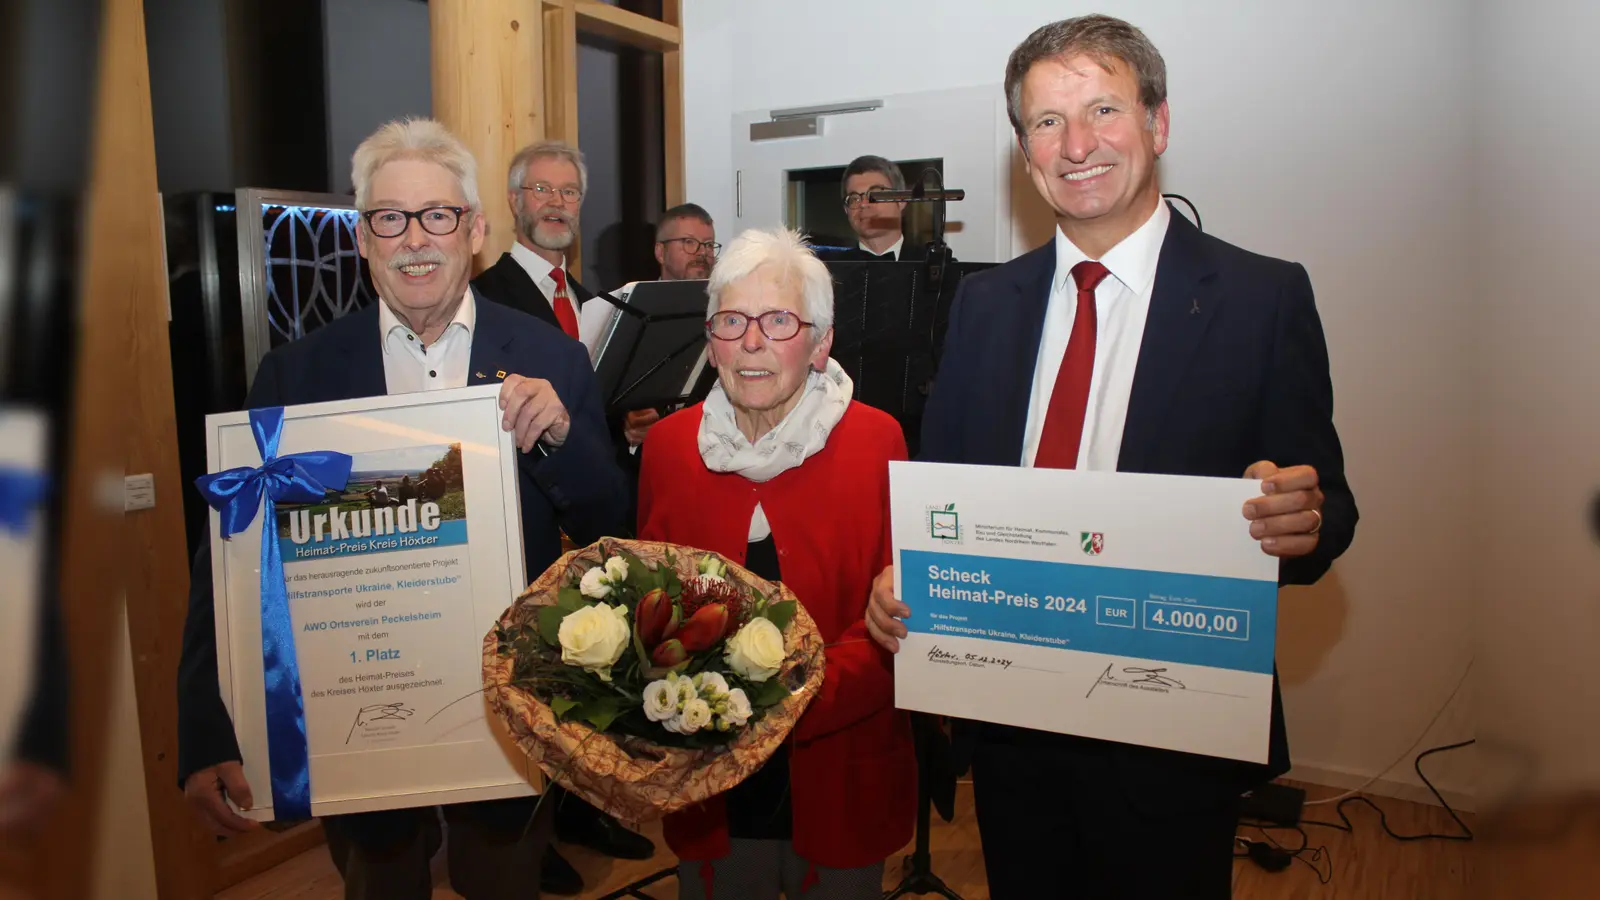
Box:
[483,538,824,821]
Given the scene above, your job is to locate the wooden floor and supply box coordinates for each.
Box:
[218,781,1476,899]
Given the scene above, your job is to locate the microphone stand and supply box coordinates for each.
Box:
[871,171,965,900]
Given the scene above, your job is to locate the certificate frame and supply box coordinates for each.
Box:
[0,407,46,759]
[206,384,539,821]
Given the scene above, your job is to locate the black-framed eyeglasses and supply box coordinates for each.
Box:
[706,310,814,342]
[843,187,891,210]
[658,236,721,256]
[520,183,584,204]
[362,206,468,238]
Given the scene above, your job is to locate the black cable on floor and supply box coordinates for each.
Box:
[1300,739,1475,842]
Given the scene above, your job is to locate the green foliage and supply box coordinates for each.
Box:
[537,606,568,647]
[762,600,797,632]
[747,676,792,709]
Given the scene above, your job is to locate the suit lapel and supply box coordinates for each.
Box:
[493,252,562,330]
[468,292,520,386]
[1118,208,1221,472]
[993,244,1057,464]
[333,304,388,399]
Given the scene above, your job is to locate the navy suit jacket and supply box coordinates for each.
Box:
[470,252,594,333]
[176,296,628,782]
[925,205,1356,783]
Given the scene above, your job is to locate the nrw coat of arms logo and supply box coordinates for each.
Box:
[1081,532,1104,555]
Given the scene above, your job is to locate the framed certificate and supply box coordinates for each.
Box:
[891,461,1279,763]
[206,384,538,820]
[0,408,47,760]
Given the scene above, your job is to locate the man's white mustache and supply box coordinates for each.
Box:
[390,250,447,269]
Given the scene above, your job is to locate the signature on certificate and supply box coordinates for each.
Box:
[346,702,416,744]
[1086,663,1187,698]
[927,645,1015,670]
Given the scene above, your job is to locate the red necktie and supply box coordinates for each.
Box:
[1034,260,1111,469]
[550,267,580,339]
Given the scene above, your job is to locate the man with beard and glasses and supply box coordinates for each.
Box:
[472,140,594,340]
[472,141,661,894]
[177,118,627,900]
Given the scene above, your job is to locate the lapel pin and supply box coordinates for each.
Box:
[496,370,507,379]
[474,371,485,379]
[1191,298,1201,315]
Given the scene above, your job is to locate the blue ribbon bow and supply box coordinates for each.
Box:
[0,466,49,535]
[195,407,352,820]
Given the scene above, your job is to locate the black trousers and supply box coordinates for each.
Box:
[971,730,1241,900]
[322,795,555,900]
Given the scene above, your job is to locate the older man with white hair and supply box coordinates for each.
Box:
[176,117,627,900]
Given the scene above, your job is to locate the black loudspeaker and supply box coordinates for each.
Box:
[823,257,995,457]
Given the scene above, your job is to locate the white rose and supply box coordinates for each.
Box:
[673,698,712,734]
[722,688,752,727]
[642,679,677,722]
[725,617,786,683]
[579,566,612,599]
[693,671,729,699]
[604,556,629,584]
[557,604,630,678]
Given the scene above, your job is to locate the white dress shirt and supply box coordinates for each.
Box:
[378,290,474,394]
[510,240,581,323]
[1020,200,1170,470]
[858,234,905,260]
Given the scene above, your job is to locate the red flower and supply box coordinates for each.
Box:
[635,588,679,647]
[680,577,752,631]
[676,603,731,652]
[650,638,688,667]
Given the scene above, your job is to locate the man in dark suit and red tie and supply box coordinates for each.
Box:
[865,15,1357,900]
[470,140,659,894]
[471,140,595,339]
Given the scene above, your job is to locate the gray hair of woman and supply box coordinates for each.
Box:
[704,227,834,340]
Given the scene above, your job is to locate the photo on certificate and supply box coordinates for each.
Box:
[273,442,484,759]
[205,385,535,820]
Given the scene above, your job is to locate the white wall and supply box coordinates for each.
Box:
[1475,0,1600,802]
[685,0,1477,802]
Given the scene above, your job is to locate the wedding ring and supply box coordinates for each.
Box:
[1307,509,1323,535]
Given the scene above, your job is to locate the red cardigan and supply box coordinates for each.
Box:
[637,400,916,869]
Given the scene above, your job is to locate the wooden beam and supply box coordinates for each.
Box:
[540,3,581,273]
[430,0,546,269]
[661,0,685,208]
[574,0,681,52]
[100,0,220,894]
[542,5,579,145]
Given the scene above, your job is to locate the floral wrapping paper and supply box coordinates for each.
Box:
[482,537,826,823]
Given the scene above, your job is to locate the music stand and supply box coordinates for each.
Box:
[588,280,718,418]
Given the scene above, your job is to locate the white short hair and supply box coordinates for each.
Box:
[351,117,480,212]
[706,227,834,336]
[507,140,589,196]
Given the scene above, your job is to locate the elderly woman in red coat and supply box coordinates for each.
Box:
[637,226,916,899]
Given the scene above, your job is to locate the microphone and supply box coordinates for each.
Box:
[868,187,965,203]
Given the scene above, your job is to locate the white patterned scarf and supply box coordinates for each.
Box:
[698,358,854,540]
